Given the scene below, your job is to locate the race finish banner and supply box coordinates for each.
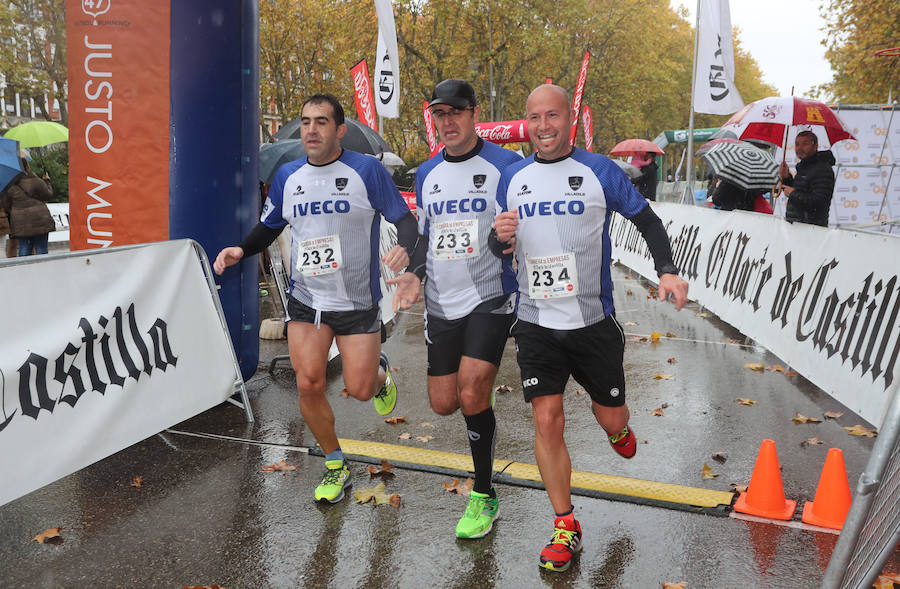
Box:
[610,203,900,426]
[0,241,243,506]
[67,1,170,248]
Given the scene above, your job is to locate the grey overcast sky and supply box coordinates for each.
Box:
[672,0,835,98]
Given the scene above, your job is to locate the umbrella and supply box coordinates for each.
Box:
[700,141,778,192]
[696,137,743,156]
[3,121,69,148]
[0,137,23,192]
[718,96,854,149]
[258,139,404,184]
[610,138,664,157]
[274,117,391,155]
[611,158,641,180]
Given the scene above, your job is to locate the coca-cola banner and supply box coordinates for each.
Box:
[423,101,438,156]
[0,241,240,506]
[582,105,594,152]
[350,59,378,132]
[609,203,900,426]
[475,120,529,144]
[569,50,591,145]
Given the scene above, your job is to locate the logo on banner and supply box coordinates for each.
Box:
[805,107,825,124]
[473,174,486,189]
[568,176,583,191]
[762,104,782,120]
[378,54,395,105]
[335,178,348,191]
[81,0,111,20]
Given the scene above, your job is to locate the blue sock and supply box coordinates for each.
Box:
[325,448,344,463]
[555,506,574,518]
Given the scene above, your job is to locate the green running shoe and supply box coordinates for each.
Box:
[314,460,351,503]
[455,490,499,539]
[373,352,397,415]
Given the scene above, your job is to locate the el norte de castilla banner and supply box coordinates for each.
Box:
[610,203,900,426]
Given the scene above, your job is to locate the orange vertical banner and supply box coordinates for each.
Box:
[569,51,590,146]
[582,105,594,152]
[67,2,171,250]
[350,59,378,132]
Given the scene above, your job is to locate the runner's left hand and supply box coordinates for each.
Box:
[382,244,410,273]
[386,271,423,312]
[657,273,689,311]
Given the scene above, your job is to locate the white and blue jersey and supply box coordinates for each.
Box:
[497,148,648,330]
[416,140,522,320]
[263,150,410,311]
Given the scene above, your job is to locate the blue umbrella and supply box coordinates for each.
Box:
[0,137,23,192]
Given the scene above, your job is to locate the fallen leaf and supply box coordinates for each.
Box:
[873,573,900,589]
[353,482,401,506]
[442,477,474,496]
[729,483,748,493]
[626,290,634,296]
[384,416,407,424]
[648,286,657,297]
[398,433,412,440]
[801,437,824,447]
[624,273,632,279]
[744,362,765,372]
[416,435,434,443]
[768,364,785,373]
[735,398,758,406]
[575,388,587,396]
[792,413,822,425]
[366,460,395,479]
[130,476,143,488]
[824,411,844,420]
[711,452,728,463]
[341,387,349,398]
[390,365,402,372]
[696,312,710,317]
[701,463,718,479]
[665,332,677,338]
[653,373,674,380]
[624,321,638,326]
[639,336,649,342]
[843,424,877,438]
[667,357,677,364]
[494,384,512,395]
[651,407,665,416]
[390,494,403,508]
[419,422,434,427]
[261,460,298,472]
[650,331,664,342]
[33,528,62,544]
[784,370,799,377]
[661,402,669,408]
[662,583,687,589]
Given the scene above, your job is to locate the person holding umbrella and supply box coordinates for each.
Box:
[0,155,54,256]
[778,130,836,227]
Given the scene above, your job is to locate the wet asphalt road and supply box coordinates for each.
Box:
[1,263,897,588]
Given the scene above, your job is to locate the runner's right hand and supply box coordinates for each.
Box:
[213,246,244,275]
[387,271,423,313]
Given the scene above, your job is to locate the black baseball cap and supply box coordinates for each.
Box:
[429,79,477,109]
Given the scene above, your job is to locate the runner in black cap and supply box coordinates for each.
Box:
[390,79,521,539]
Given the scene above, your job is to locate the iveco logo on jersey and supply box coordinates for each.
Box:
[427,198,487,216]
[473,174,486,189]
[335,178,348,191]
[568,176,583,191]
[292,200,351,216]
[517,200,585,217]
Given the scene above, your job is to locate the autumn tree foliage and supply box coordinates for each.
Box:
[816,0,899,103]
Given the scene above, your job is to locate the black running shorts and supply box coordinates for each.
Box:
[425,295,515,377]
[287,296,382,337]
[512,315,626,406]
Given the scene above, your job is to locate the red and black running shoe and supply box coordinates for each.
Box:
[539,513,583,572]
[608,425,637,459]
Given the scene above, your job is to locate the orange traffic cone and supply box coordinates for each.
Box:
[802,448,852,530]
[734,439,796,520]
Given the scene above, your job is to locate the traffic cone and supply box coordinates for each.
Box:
[734,439,796,520]
[802,448,852,530]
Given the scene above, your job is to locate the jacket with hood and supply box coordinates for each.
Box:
[783,150,835,227]
[0,172,55,238]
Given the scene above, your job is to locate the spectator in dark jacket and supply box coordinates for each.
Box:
[778,131,835,227]
[710,178,759,211]
[634,152,659,201]
[0,159,55,255]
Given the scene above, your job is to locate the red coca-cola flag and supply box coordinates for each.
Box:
[423,101,439,156]
[569,51,591,145]
[474,120,529,144]
[582,105,594,152]
[545,77,553,84]
[350,59,378,132]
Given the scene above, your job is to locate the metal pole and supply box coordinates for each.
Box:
[683,0,701,205]
[488,2,495,121]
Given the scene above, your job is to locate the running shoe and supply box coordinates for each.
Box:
[373,352,397,415]
[539,513,583,572]
[314,460,351,503]
[455,490,500,539]
[608,425,637,459]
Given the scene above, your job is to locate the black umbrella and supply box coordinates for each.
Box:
[700,141,778,192]
[274,117,391,155]
[259,139,306,184]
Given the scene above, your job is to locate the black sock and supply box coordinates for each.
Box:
[463,407,497,495]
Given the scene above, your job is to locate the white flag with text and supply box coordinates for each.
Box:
[693,0,743,115]
[374,0,400,118]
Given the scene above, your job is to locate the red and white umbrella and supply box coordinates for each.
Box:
[609,138,664,157]
[718,96,855,149]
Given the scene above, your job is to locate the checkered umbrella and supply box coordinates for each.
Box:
[701,141,778,191]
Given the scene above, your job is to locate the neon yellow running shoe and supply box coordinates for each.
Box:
[373,353,397,415]
[314,460,351,503]
[455,490,500,539]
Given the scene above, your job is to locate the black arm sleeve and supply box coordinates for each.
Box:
[394,212,418,254]
[488,227,514,259]
[238,222,283,257]
[629,205,679,277]
[407,235,427,280]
